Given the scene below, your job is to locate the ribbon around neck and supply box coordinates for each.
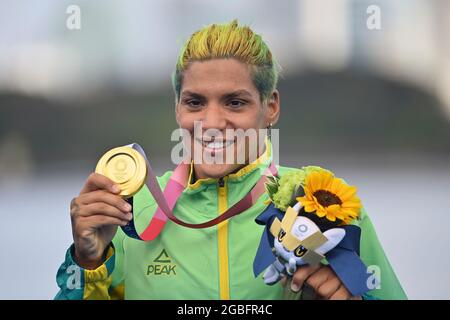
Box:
[120,143,278,241]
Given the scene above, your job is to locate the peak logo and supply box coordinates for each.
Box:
[147,249,177,276]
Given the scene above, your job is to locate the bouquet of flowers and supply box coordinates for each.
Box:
[253,166,375,299]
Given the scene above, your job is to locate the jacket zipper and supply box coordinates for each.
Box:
[217,177,230,300]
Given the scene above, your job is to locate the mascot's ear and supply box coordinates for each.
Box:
[316,228,346,255]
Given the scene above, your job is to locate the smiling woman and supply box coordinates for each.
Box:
[174,20,280,179]
[55,20,406,300]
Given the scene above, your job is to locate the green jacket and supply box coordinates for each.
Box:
[55,146,407,300]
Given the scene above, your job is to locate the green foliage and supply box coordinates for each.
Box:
[267,166,324,211]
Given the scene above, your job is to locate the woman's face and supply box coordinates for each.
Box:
[176,58,279,180]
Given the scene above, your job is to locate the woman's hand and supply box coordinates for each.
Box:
[289,265,362,300]
[70,173,133,269]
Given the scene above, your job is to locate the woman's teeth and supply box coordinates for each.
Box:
[205,141,234,149]
[198,139,234,149]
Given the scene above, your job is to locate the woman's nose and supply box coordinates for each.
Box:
[201,104,227,130]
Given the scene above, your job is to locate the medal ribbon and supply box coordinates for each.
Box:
[121,143,278,241]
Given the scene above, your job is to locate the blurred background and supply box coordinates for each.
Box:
[0,0,449,299]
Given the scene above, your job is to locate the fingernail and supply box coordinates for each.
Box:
[124,203,132,211]
[112,185,120,193]
[291,282,300,292]
[126,213,133,221]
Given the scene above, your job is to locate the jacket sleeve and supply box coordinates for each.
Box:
[358,207,408,300]
[54,228,126,300]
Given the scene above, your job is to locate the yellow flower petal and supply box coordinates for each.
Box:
[303,198,314,205]
[335,212,345,220]
[309,172,321,191]
[341,208,359,215]
[297,195,313,204]
[303,202,318,212]
[316,208,327,218]
[341,201,362,209]
[303,186,311,195]
[329,178,344,195]
[327,204,341,214]
[321,171,334,189]
[341,209,360,219]
[339,186,357,201]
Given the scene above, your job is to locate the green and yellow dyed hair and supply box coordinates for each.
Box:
[172,20,279,102]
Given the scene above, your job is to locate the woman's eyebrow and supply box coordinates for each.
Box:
[181,90,253,101]
[221,90,253,101]
[180,91,205,100]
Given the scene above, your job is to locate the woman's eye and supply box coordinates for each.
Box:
[184,99,202,108]
[228,100,246,108]
[278,229,286,242]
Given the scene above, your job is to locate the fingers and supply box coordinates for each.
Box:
[290,264,320,292]
[305,265,333,291]
[87,215,130,228]
[309,272,341,299]
[303,265,353,300]
[80,173,120,195]
[78,190,131,213]
[80,202,132,221]
[329,284,352,300]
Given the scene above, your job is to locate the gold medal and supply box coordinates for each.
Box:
[95,146,147,198]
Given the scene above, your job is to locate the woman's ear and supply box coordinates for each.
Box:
[265,90,280,126]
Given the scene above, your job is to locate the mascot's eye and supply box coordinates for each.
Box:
[278,229,286,242]
[294,245,308,257]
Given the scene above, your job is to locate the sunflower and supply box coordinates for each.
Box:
[296,169,362,224]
